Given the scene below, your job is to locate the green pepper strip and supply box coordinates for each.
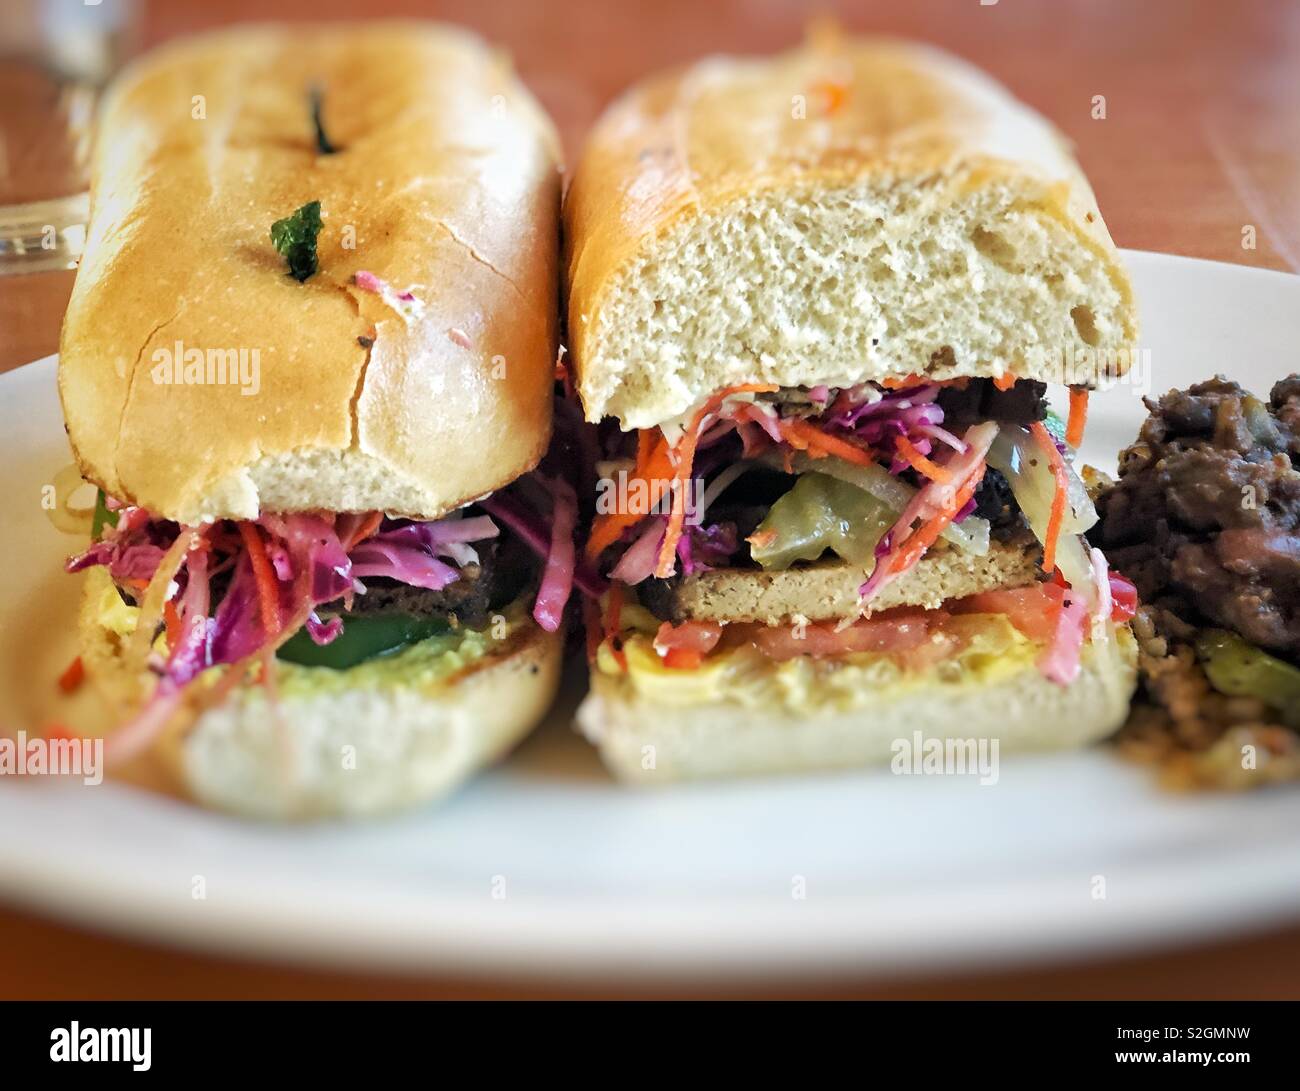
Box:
[91,488,118,539]
[277,614,450,670]
[1196,629,1300,730]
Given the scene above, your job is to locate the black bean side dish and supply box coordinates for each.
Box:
[1094,375,1300,788]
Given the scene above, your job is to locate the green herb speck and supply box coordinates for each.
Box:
[310,85,337,155]
[270,201,322,282]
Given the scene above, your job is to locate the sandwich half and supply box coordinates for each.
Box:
[60,23,582,818]
[566,33,1140,783]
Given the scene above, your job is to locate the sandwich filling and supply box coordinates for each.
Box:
[67,473,596,763]
[587,377,1135,690]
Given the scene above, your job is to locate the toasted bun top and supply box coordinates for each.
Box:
[565,32,1137,429]
[60,23,562,524]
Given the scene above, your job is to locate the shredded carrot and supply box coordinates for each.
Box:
[1066,387,1089,448]
[655,384,779,577]
[1029,420,1069,573]
[238,522,282,639]
[993,372,1016,391]
[56,656,84,695]
[779,420,810,451]
[163,601,182,648]
[585,429,675,562]
[780,418,877,466]
[811,79,849,116]
[880,374,929,390]
[747,529,777,550]
[888,468,984,576]
[893,434,953,483]
[344,511,384,550]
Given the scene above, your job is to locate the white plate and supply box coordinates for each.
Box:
[2,251,1299,984]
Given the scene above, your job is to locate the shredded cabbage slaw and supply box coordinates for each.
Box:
[588,379,1105,687]
[68,473,589,763]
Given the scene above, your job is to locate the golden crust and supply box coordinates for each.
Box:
[60,22,562,523]
[564,34,1136,406]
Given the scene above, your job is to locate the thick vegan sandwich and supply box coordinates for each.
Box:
[565,33,1141,781]
[60,24,586,817]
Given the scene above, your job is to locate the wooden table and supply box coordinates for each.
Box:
[2,0,1298,999]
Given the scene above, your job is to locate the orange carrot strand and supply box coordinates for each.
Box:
[655,384,778,577]
[238,522,282,640]
[1066,387,1089,448]
[893,434,953,483]
[1029,421,1068,573]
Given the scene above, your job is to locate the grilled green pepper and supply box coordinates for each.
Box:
[277,613,450,670]
[749,471,894,570]
[1196,629,1300,729]
[92,487,117,538]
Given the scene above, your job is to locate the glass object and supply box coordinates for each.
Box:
[0,0,139,275]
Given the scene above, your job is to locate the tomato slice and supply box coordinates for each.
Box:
[745,609,934,661]
[662,647,705,670]
[654,620,723,669]
[652,571,1136,672]
[950,583,1066,644]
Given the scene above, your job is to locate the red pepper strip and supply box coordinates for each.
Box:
[663,648,703,669]
[56,656,84,694]
[1109,573,1139,621]
[163,601,182,648]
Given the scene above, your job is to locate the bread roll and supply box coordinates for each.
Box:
[565,33,1137,429]
[580,622,1138,783]
[61,23,562,525]
[78,567,563,819]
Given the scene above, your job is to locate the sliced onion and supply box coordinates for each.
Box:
[986,425,1098,605]
[699,460,756,516]
[610,517,665,584]
[986,426,1097,536]
[1090,546,1113,627]
[46,464,96,536]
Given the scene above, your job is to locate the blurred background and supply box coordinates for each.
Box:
[0,0,1297,998]
[3,0,1298,375]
